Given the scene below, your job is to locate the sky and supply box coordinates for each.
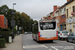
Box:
[0,0,67,21]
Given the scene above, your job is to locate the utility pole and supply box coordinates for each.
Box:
[11,3,16,42]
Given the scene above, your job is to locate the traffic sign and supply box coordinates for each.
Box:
[11,20,15,26]
[71,12,75,15]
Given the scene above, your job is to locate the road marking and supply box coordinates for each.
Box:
[66,42,75,45]
[51,46,58,50]
[59,41,75,45]
[49,49,51,50]
[23,46,25,48]
[23,44,47,49]
[42,45,48,48]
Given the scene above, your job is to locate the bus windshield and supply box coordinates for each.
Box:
[40,22,56,30]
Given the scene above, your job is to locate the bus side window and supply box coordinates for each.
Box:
[40,22,43,30]
[34,25,38,34]
[32,23,38,34]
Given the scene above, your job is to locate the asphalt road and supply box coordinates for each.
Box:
[22,34,75,50]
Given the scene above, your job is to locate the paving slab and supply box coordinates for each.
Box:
[0,34,23,50]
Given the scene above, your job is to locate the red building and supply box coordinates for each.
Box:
[0,15,8,28]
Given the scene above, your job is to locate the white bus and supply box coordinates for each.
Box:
[32,19,58,42]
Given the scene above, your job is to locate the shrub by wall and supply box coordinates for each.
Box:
[0,38,5,47]
[0,31,10,42]
[0,28,11,42]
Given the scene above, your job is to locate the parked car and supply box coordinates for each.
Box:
[58,31,69,40]
[27,32,32,34]
[24,32,27,34]
[66,32,75,43]
[58,31,60,34]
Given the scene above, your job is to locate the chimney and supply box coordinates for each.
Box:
[67,0,70,2]
[53,5,57,12]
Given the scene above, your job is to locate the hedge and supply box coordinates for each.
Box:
[0,27,11,42]
[0,38,5,47]
[0,27,10,31]
[0,31,11,42]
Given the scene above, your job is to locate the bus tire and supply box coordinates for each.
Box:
[36,39,39,42]
[33,38,35,41]
[50,40,53,42]
[66,38,69,42]
[33,39,34,40]
[72,39,75,43]
[58,36,61,40]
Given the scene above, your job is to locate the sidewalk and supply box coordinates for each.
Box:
[0,34,23,50]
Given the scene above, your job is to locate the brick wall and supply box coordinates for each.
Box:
[0,15,4,28]
[0,15,8,28]
[59,14,66,24]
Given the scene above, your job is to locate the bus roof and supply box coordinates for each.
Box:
[39,19,56,22]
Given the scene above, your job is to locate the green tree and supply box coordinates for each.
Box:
[14,12,21,26]
[34,20,38,23]
[0,5,9,15]
[20,12,35,32]
[0,5,12,29]
[0,5,37,32]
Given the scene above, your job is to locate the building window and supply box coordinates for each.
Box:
[63,7,66,14]
[73,24,75,32]
[57,12,59,16]
[67,9,68,18]
[60,9,62,15]
[56,19,59,23]
[70,24,72,29]
[57,19,59,23]
[58,27,59,31]
[73,6,75,16]
[64,7,66,11]
[67,24,68,31]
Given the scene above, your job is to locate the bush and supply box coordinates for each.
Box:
[0,38,5,47]
[0,31,11,42]
[0,28,10,31]
[14,27,17,34]
[0,27,11,42]
[0,27,2,30]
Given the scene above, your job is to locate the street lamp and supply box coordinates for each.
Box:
[11,3,16,42]
[13,3,16,9]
